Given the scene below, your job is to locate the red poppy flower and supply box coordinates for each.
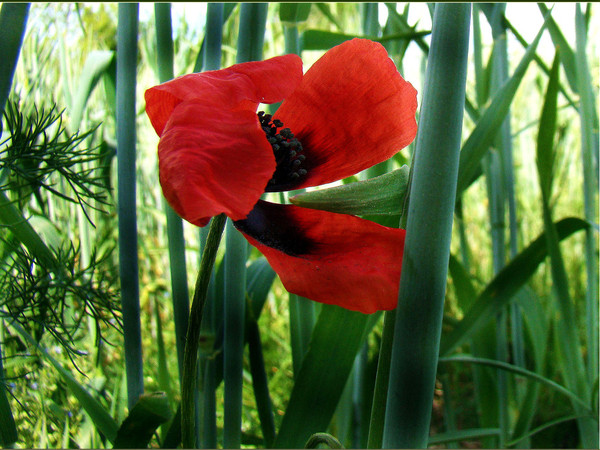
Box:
[145,38,417,314]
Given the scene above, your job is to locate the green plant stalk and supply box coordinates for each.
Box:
[116,3,143,410]
[536,52,597,448]
[487,6,513,444]
[247,320,276,447]
[221,5,267,447]
[154,2,190,383]
[181,213,226,448]
[381,5,471,448]
[0,2,29,122]
[203,3,224,71]
[223,219,248,449]
[575,3,599,384]
[366,308,395,449]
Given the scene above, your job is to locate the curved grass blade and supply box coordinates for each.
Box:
[113,392,172,449]
[456,12,549,196]
[0,2,29,120]
[575,3,599,384]
[245,257,277,447]
[537,4,578,94]
[536,49,597,448]
[439,356,594,415]
[0,191,59,271]
[440,217,589,356]
[274,306,376,448]
[382,5,471,448]
[70,50,115,129]
[9,321,119,443]
[428,428,501,446]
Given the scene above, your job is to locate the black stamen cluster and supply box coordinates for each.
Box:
[258,111,307,191]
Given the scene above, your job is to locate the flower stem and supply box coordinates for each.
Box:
[181,213,226,449]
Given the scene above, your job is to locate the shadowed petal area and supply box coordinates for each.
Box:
[159,99,276,227]
[234,200,406,314]
[274,38,418,190]
[145,53,303,137]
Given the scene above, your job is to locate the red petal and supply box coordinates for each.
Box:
[235,200,405,314]
[158,98,276,226]
[145,53,303,137]
[275,38,418,189]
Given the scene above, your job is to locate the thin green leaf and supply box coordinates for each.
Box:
[0,191,59,271]
[428,428,501,445]
[536,52,560,200]
[0,3,29,120]
[440,217,589,356]
[113,392,172,449]
[537,4,578,94]
[508,414,592,448]
[70,50,115,129]
[456,12,549,196]
[439,356,594,415]
[274,305,374,448]
[300,29,430,51]
[290,166,409,216]
[246,256,276,321]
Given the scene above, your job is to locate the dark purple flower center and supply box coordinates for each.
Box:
[258,111,307,192]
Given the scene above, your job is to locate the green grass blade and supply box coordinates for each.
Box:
[116,2,143,410]
[536,49,597,447]
[113,392,172,448]
[10,321,119,443]
[0,339,17,447]
[222,220,248,449]
[507,414,592,448]
[440,217,589,356]
[247,322,276,447]
[194,3,235,73]
[537,4,578,94]
[154,2,190,382]
[0,191,59,271]
[0,2,29,120]
[428,428,501,446]
[439,356,594,415]
[70,50,115,129]
[246,257,277,446]
[155,3,174,81]
[203,3,224,71]
[575,3,599,384]
[274,306,373,448]
[382,5,471,448]
[366,309,395,449]
[456,13,548,196]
